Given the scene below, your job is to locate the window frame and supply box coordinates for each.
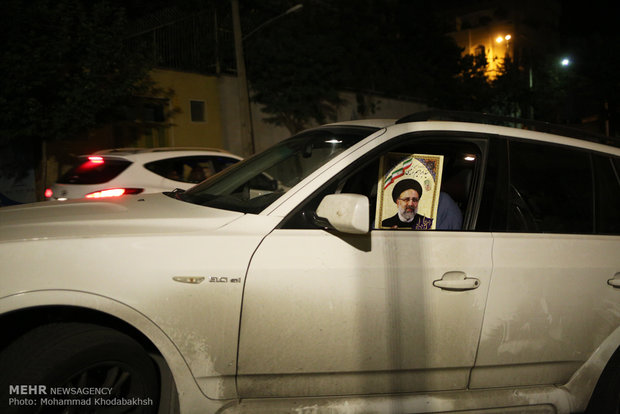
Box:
[144,155,240,184]
[480,136,620,236]
[190,100,206,123]
[593,154,620,235]
[279,131,490,232]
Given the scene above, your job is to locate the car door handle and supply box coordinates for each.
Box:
[608,273,620,289]
[433,271,480,291]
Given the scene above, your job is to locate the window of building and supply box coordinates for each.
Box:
[142,101,166,123]
[190,100,206,122]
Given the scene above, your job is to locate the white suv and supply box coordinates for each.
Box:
[1,112,619,414]
[45,147,242,200]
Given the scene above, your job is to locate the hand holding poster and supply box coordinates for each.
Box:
[375,153,443,230]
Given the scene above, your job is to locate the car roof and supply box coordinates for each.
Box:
[93,147,236,156]
[329,110,619,153]
[324,119,397,128]
[395,110,620,149]
[80,147,243,163]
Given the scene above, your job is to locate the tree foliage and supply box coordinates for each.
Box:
[444,52,492,112]
[242,0,619,136]
[243,1,345,134]
[559,32,620,135]
[0,0,155,175]
[242,0,468,134]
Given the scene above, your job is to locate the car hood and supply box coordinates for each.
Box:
[0,193,244,242]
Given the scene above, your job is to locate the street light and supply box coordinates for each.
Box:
[495,34,511,43]
[231,1,303,156]
[243,4,303,42]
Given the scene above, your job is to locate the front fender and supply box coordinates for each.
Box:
[0,290,229,413]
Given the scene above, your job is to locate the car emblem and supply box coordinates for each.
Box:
[172,276,205,284]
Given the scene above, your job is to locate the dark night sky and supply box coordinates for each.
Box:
[119,1,618,42]
[559,0,618,37]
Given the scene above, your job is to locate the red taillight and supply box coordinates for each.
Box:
[84,188,143,198]
[44,188,53,198]
[76,156,106,172]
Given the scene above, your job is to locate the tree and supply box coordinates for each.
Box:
[558,1,620,137]
[0,0,155,178]
[243,1,345,134]
[486,57,532,118]
[444,51,492,113]
[242,0,467,134]
[561,33,620,136]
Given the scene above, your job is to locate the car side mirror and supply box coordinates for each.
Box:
[315,194,369,234]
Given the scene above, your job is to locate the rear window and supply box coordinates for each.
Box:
[508,141,593,234]
[144,156,240,183]
[57,157,132,184]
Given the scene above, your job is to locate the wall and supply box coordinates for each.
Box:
[216,74,428,155]
[150,69,224,149]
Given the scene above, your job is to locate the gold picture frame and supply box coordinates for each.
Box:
[375,153,444,230]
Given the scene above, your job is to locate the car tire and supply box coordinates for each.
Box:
[0,323,159,414]
[586,348,620,414]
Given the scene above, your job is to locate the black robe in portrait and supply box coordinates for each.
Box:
[381,213,433,230]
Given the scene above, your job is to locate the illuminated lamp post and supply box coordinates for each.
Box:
[495,34,512,57]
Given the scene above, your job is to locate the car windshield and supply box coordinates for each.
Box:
[176,126,379,213]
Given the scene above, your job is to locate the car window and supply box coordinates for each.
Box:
[594,155,620,235]
[56,157,132,184]
[144,155,240,183]
[177,126,379,214]
[212,156,240,173]
[507,140,594,234]
[281,135,484,231]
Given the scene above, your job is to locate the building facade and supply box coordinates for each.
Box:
[445,0,561,78]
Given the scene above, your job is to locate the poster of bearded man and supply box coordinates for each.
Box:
[376,153,443,230]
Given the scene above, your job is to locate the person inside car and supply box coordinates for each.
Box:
[381,179,433,230]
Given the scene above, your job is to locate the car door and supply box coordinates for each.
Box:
[471,139,620,389]
[236,134,494,398]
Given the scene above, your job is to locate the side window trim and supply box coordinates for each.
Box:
[462,137,490,230]
[476,135,509,232]
[593,154,620,235]
[589,152,596,232]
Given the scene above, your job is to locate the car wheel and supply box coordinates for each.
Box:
[0,323,159,414]
[587,349,620,414]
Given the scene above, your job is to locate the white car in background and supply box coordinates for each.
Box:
[1,111,619,414]
[45,147,242,200]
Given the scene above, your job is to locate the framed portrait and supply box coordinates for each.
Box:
[375,153,444,230]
